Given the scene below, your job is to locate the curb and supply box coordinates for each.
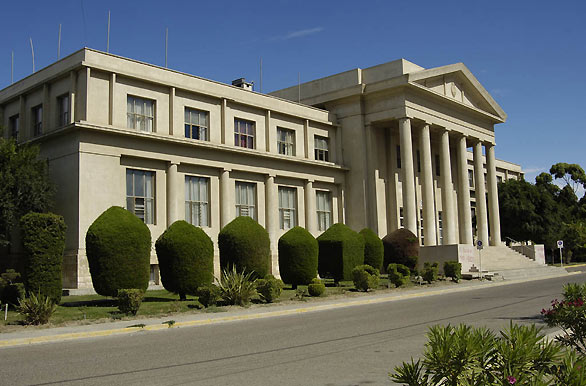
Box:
[0,271,580,349]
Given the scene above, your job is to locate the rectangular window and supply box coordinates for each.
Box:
[32,105,43,136]
[277,127,295,156]
[9,115,19,139]
[235,182,256,219]
[435,154,440,176]
[234,118,255,149]
[316,191,332,231]
[185,176,210,227]
[416,150,421,173]
[126,169,155,224]
[497,176,503,183]
[279,187,297,230]
[399,207,404,228]
[127,95,155,132]
[184,108,209,141]
[314,136,329,161]
[396,145,401,169]
[438,211,443,245]
[419,209,424,245]
[468,169,475,188]
[57,94,70,126]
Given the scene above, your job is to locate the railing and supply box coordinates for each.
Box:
[505,237,534,260]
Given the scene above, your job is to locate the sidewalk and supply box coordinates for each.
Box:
[0,271,580,349]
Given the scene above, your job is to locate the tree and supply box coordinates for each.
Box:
[550,163,586,196]
[0,136,54,248]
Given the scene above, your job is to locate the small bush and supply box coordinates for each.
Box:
[156,221,214,300]
[443,261,462,282]
[255,274,284,303]
[387,263,409,288]
[317,223,364,283]
[0,269,25,305]
[216,266,257,306]
[117,289,144,316]
[278,227,318,288]
[219,217,270,279]
[352,264,380,292]
[195,285,221,308]
[360,228,384,272]
[308,278,326,297]
[422,262,439,284]
[383,229,419,273]
[20,212,67,304]
[18,292,57,325]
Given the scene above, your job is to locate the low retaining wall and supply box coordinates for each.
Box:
[419,244,478,273]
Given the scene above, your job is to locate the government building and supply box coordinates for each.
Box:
[0,48,523,290]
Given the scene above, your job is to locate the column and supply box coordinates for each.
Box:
[337,183,345,225]
[265,110,271,152]
[440,130,457,244]
[265,174,278,274]
[166,162,180,226]
[108,73,116,125]
[19,95,25,140]
[303,119,310,159]
[220,168,233,228]
[305,180,316,234]
[365,124,378,232]
[386,130,399,232]
[168,86,175,135]
[457,135,473,244]
[419,124,436,246]
[220,98,227,144]
[69,71,76,124]
[399,117,417,234]
[486,143,501,246]
[42,84,49,132]
[473,141,489,245]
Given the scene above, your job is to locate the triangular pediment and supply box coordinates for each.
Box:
[408,63,507,122]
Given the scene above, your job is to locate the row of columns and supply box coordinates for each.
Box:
[398,117,501,247]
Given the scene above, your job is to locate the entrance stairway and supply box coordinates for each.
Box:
[469,245,567,281]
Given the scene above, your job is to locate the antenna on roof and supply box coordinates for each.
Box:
[259,57,262,93]
[107,10,111,53]
[29,37,35,73]
[165,28,168,68]
[11,51,14,84]
[298,72,301,102]
[58,24,62,59]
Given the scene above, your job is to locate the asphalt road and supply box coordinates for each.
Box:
[1,274,585,386]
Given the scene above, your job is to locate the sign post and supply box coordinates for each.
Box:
[477,240,484,280]
[557,240,564,268]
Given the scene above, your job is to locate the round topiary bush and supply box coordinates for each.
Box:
[352,264,380,292]
[308,278,326,297]
[85,206,151,297]
[359,228,383,272]
[278,226,318,288]
[218,216,270,279]
[317,223,364,283]
[383,228,420,273]
[20,212,66,304]
[156,220,214,300]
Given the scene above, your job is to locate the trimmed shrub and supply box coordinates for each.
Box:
[422,262,439,284]
[85,207,151,297]
[0,269,25,305]
[216,266,257,306]
[308,278,326,297]
[360,228,384,272]
[387,263,410,287]
[17,292,56,325]
[444,261,462,282]
[278,227,318,288]
[20,212,66,304]
[117,289,144,316]
[218,216,270,279]
[317,223,364,283]
[352,264,380,292]
[383,229,419,273]
[195,285,221,307]
[256,274,284,303]
[156,221,214,300]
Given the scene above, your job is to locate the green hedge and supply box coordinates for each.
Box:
[0,269,25,305]
[444,261,462,282]
[423,262,439,284]
[20,212,66,303]
[383,228,419,273]
[317,223,364,282]
[387,263,410,287]
[156,221,214,300]
[278,226,318,288]
[85,206,151,297]
[256,274,284,303]
[359,228,383,272]
[352,264,380,291]
[308,278,326,297]
[218,216,270,279]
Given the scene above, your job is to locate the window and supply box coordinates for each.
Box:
[468,169,475,188]
[416,150,421,173]
[234,118,255,149]
[32,105,43,136]
[126,169,155,224]
[396,146,401,169]
[9,115,19,139]
[279,187,297,230]
[184,108,208,140]
[149,265,159,284]
[497,176,503,183]
[277,127,295,156]
[57,94,69,126]
[235,182,256,219]
[314,136,329,161]
[185,176,210,227]
[399,207,404,228]
[316,191,332,231]
[419,209,424,245]
[438,211,443,245]
[435,154,440,176]
[127,95,155,132]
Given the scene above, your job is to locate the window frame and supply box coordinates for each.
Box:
[185,175,210,227]
[57,93,70,127]
[32,104,43,137]
[184,108,209,141]
[126,169,156,224]
[314,135,329,162]
[316,190,332,231]
[278,186,297,230]
[235,181,257,219]
[277,127,296,156]
[468,169,475,188]
[127,95,155,132]
[234,118,255,149]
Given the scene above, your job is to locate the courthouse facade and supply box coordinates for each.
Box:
[0,49,521,289]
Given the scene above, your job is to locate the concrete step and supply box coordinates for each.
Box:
[496,266,568,281]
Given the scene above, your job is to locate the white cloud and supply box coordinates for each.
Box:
[524,167,546,174]
[270,27,325,41]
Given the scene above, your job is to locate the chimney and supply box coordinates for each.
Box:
[232,78,254,91]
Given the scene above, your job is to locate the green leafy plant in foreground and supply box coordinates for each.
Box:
[17,292,57,325]
[216,266,257,306]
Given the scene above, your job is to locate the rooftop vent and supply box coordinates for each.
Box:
[232,78,254,91]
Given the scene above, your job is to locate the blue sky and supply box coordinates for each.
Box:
[2,0,585,185]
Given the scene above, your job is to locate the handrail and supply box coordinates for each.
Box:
[505,237,533,258]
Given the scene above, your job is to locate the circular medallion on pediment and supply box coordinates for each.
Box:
[451,83,458,97]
